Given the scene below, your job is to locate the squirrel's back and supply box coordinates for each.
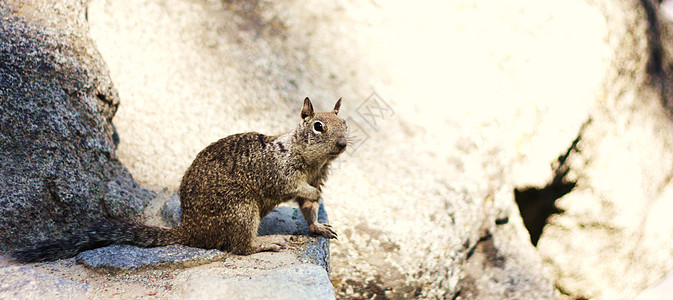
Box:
[179,132,283,194]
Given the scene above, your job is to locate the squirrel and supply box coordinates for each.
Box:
[12,97,347,262]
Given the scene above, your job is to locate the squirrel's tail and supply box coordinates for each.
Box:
[11,220,183,263]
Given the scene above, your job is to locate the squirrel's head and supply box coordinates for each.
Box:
[295,97,348,164]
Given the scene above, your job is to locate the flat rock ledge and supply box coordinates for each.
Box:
[0,201,335,299]
[10,201,334,299]
[75,244,228,274]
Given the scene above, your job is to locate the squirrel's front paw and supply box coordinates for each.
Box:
[309,223,338,239]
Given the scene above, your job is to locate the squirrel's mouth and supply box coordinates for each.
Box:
[330,139,347,155]
[328,149,346,156]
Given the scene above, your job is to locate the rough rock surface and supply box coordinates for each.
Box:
[1,249,335,299]
[0,201,335,299]
[0,0,153,250]
[531,1,673,299]
[456,212,555,300]
[0,265,88,299]
[76,244,228,274]
[178,264,334,300]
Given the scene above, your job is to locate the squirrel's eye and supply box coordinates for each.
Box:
[313,121,324,132]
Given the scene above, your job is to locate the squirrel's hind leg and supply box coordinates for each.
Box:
[225,197,287,255]
[255,235,289,252]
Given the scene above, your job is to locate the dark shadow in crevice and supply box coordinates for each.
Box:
[514,182,573,246]
[514,119,590,246]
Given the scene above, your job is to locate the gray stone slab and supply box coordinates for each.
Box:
[76,244,227,274]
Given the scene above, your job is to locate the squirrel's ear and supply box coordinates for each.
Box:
[333,98,342,115]
[301,97,314,120]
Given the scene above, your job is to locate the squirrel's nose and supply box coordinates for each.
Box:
[336,136,347,149]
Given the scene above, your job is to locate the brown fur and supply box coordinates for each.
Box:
[13,98,347,262]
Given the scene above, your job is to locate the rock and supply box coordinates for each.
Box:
[0,265,88,299]
[0,203,335,298]
[1,242,335,299]
[0,0,153,250]
[635,270,673,300]
[533,0,673,298]
[159,194,181,228]
[258,202,328,236]
[259,204,331,273]
[457,212,556,300]
[76,244,228,274]
[178,264,335,300]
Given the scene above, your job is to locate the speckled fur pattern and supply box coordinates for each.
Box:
[12,98,347,262]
